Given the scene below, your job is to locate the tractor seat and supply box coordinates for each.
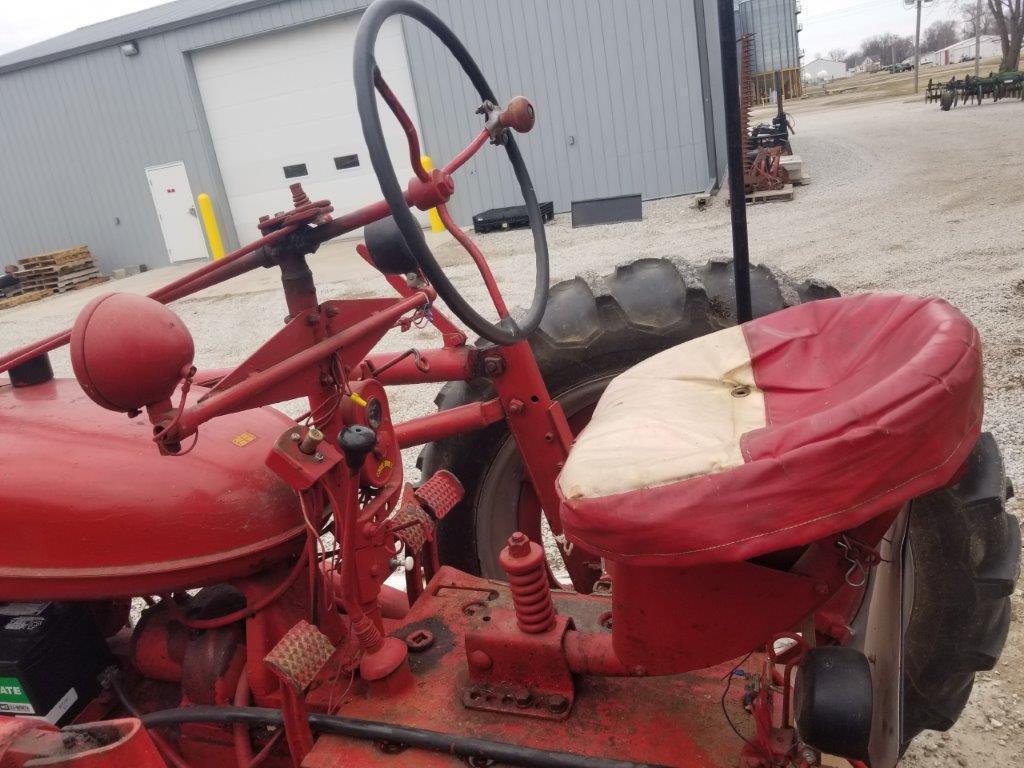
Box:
[557,293,983,567]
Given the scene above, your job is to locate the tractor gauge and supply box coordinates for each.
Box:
[366,397,383,429]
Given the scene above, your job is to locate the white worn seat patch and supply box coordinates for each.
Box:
[557,325,766,500]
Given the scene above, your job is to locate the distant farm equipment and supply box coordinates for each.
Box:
[927,71,1024,109]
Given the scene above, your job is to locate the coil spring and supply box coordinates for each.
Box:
[352,613,383,653]
[508,561,555,634]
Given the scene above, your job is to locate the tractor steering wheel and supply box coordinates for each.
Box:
[354,0,549,346]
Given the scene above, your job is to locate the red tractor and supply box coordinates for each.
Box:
[0,2,1018,767]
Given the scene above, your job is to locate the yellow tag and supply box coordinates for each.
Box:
[348,392,368,408]
[231,432,257,447]
[376,459,394,478]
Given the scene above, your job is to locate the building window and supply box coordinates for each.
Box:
[283,163,308,179]
[334,154,360,170]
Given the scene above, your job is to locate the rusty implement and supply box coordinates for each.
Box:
[739,35,789,194]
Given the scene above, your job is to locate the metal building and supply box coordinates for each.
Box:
[735,0,802,101]
[0,0,729,274]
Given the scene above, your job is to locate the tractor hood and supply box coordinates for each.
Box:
[0,377,305,600]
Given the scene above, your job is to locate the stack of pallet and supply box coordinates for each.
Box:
[21,246,107,292]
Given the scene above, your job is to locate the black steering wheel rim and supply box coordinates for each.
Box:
[354,0,549,346]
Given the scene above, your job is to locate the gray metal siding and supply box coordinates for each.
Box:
[402,0,715,223]
[737,0,799,74]
[0,0,367,271]
[0,0,721,272]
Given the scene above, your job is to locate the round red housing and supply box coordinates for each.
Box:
[71,293,195,412]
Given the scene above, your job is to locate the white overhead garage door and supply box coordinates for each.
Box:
[192,12,427,244]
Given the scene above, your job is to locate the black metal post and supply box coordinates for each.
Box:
[715,0,753,323]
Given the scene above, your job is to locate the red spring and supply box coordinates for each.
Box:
[352,613,383,653]
[499,532,556,634]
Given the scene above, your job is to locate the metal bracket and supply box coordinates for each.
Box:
[463,610,574,720]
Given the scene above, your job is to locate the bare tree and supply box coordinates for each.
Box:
[961,0,999,36]
[827,47,848,61]
[922,19,959,52]
[987,0,1024,70]
[861,32,916,64]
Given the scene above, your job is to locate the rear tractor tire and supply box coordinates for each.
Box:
[419,256,837,579]
[900,432,1020,752]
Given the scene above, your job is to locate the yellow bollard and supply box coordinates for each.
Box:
[420,156,446,232]
[196,193,225,261]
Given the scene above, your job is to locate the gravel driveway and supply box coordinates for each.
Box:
[2,94,1021,765]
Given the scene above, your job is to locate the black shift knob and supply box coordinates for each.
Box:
[338,425,377,470]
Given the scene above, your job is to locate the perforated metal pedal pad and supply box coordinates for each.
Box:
[414,470,465,520]
[264,620,335,692]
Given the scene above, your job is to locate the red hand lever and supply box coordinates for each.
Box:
[498,96,536,134]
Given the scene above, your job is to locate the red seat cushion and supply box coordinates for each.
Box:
[558,293,983,567]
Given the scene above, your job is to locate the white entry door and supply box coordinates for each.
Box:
[146,162,208,264]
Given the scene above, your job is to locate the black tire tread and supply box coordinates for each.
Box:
[901,432,1021,749]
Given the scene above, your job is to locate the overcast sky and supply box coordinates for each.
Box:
[801,0,960,59]
[0,0,166,56]
[0,0,964,60]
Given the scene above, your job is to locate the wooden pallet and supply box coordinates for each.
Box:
[19,257,94,279]
[745,184,794,204]
[0,289,51,311]
[62,274,109,290]
[18,246,90,268]
[19,265,99,292]
[57,273,108,293]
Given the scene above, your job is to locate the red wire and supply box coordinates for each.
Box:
[232,669,254,768]
[179,543,310,630]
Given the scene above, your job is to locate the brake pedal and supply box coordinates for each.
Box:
[414,470,464,520]
[264,619,335,693]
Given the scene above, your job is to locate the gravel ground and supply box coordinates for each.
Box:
[2,95,1022,764]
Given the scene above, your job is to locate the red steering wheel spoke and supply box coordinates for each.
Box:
[371,62,514,325]
[435,203,510,319]
[373,68,430,183]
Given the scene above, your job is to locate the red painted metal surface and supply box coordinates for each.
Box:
[0,719,164,768]
[302,567,746,767]
[71,293,195,413]
[0,378,304,600]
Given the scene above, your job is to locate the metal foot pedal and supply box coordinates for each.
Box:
[414,470,464,520]
[264,621,336,767]
[264,619,336,692]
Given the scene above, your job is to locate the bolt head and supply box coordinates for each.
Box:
[546,694,569,713]
[468,650,492,670]
[512,687,532,707]
[507,531,531,557]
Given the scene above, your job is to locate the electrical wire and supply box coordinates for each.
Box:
[140,706,665,768]
[176,544,310,630]
[720,651,756,746]
[109,675,193,768]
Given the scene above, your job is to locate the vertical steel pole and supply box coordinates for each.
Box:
[913,0,922,93]
[716,0,753,323]
[974,0,982,77]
